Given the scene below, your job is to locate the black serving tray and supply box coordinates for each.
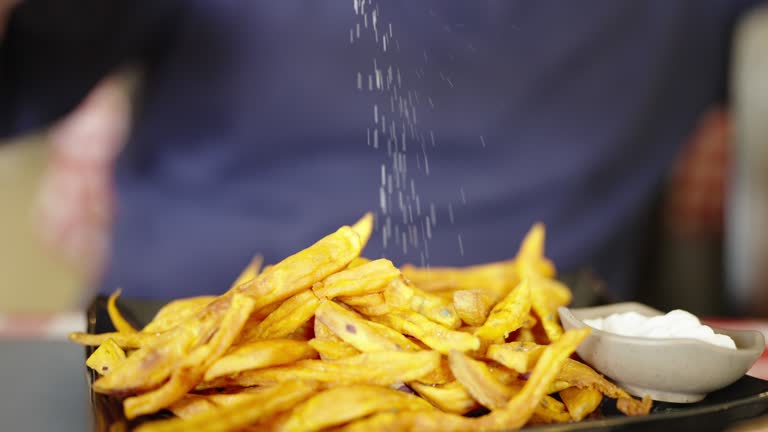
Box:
[84,296,768,431]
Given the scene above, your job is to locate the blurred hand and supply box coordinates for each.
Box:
[37,75,132,284]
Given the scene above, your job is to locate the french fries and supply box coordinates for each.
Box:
[73,217,652,430]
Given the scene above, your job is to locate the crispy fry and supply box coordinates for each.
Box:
[371,309,479,354]
[453,289,497,327]
[307,338,360,360]
[448,350,511,410]
[402,261,515,299]
[513,222,556,279]
[346,257,371,269]
[168,395,218,420]
[231,255,264,289]
[135,381,319,432]
[277,384,434,432]
[560,387,603,421]
[411,381,479,414]
[204,339,317,381]
[86,338,126,375]
[557,358,652,416]
[351,212,374,247]
[107,289,137,333]
[141,296,216,334]
[384,278,461,329]
[485,342,545,374]
[70,331,157,349]
[122,294,257,419]
[312,259,399,300]
[474,279,532,348]
[244,290,319,341]
[414,357,454,385]
[238,225,363,311]
[529,276,570,342]
[314,299,419,352]
[473,328,591,431]
[338,293,391,316]
[201,350,441,388]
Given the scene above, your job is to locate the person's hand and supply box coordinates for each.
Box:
[36,75,132,284]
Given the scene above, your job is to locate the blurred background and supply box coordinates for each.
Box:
[0,4,766,319]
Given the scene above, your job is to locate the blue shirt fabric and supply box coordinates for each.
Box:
[1,1,760,300]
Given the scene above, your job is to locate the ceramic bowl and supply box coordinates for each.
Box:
[558,302,765,403]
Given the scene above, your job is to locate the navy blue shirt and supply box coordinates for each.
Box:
[1,1,760,299]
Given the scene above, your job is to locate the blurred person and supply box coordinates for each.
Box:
[0,1,764,301]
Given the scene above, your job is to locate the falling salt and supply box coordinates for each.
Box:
[458,235,464,256]
[480,135,486,148]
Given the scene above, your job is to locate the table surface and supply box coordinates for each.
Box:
[0,340,91,432]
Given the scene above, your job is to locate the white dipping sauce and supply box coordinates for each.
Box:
[583,309,737,349]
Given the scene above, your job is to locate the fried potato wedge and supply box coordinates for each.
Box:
[314,299,419,352]
[411,381,479,414]
[141,296,216,334]
[135,380,319,432]
[122,294,257,419]
[312,259,399,300]
[557,358,652,416]
[371,309,479,354]
[384,278,461,329]
[204,339,317,381]
[277,384,434,432]
[474,279,532,348]
[307,338,360,361]
[453,289,497,327]
[201,350,441,388]
[338,293,391,316]
[69,331,157,349]
[560,386,603,421]
[243,290,319,341]
[485,341,546,374]
[107,289,137,333]
[85,338,126,375]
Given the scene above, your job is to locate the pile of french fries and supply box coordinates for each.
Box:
[70,213,652,431]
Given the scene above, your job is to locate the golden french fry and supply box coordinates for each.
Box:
[530,395,571,424]
[338,293,391,316]
[244,290,319,341]
[122,294,257,419]
[472,328,590,431]
[414,357,454,385]
[485,342,546,374]
[560,387,603,421]
[86,338,126,375]
[371,309,479,354]
[237,225,363,311]
[201,350,441,388]
[168,395,218,420]
[204,339,317,381]
[314,299,418,352]
[277,384,434,432]
[448,350,511,410]
[411,381,479,414]
[513,223,556,279]
[69,331,156,349]
[557,358,652,416]
[453,289,497,327]
[402,260,515,297]
[231,255,264,289]
[474,279,532,347]
[351,212,374,248]
[529,276,570,342]
[107,289,137,333]
[141,296,216,334]
[384,278,461,329]
[135,380,319,432]
[346,256,371,269]
[312,259,399,300]
[307,338,360,360]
